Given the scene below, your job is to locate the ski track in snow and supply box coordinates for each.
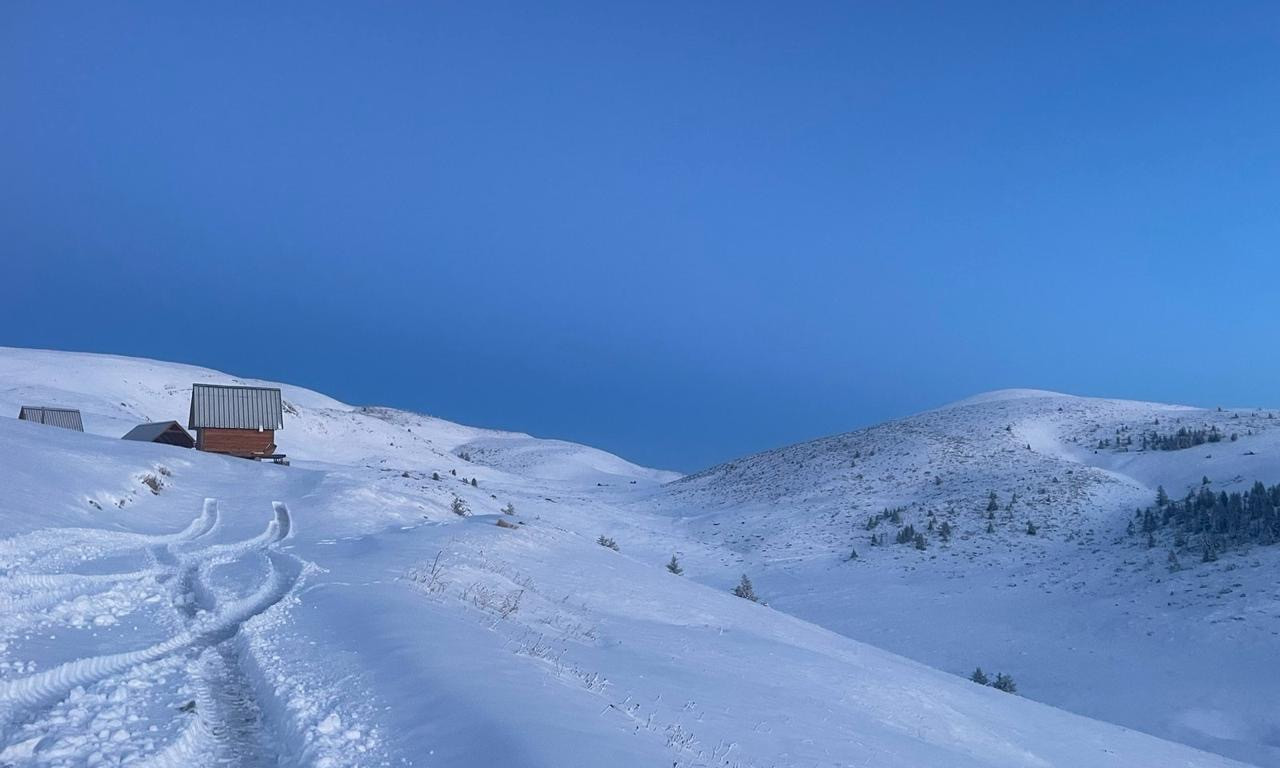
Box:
[0,500,306,765]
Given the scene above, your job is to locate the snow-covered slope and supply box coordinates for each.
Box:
[0,346,676,490]
[0,347,1262,767]
[641,389,1280,766]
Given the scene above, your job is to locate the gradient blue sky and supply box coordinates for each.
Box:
[3,3,1279,471]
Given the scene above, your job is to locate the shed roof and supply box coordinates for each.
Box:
[18,406,84,431]
[188,384,284,430]
[122,420,192,442]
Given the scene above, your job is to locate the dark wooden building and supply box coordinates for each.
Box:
[188,383,284,458]
[122,420,195,448]
[18,406,84,431]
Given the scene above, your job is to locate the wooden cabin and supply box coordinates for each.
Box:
[188,383,284,458]
[18,406,84,432]
[122,420,195,448]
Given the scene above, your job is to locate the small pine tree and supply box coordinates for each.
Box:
[470,477,478,487]
[986,492,1000,512]
[450,496,470,517]
[846,547,859,561]
[970,667,989,685]
[597,535,619,551]
[501,502,516,515]
[732,574,759,602]
[1166,550,1181,573]
[939,521,952,542]
[1026,520,1038,536]
[1146,531,1156,549]
[991,673,1017,693]
[913,532,927,550]
[1156,485,1169,507]
[666,555,683,574]
[986,521,995,534]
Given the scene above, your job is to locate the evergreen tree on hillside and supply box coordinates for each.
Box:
[732,574,759,602]
[666,555,683,575]
[970,667,989,685]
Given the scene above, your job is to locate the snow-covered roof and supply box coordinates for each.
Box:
[121,420,193,444]
[188,383,284,430]
[17,405,84,431]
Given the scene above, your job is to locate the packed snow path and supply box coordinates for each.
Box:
[0,500,302,766]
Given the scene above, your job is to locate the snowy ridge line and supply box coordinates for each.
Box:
[0,507,300,745]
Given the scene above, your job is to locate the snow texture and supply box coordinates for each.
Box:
[0,346,1266,767]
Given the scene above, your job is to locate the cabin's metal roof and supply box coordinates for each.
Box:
[188,384,284,430]
[122,421,191,443]
[17,406,84,431]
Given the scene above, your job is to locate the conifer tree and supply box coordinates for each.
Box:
[991,673,1018,693]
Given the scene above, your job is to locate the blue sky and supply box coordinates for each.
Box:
[3,3,1279,471]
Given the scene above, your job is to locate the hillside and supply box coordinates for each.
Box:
[0,347,1263,767]
[640,389,1280,766]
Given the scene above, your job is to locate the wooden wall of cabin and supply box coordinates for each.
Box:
[196,428,276,456]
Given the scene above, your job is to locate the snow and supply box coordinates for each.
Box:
[643,388,1280,766]
[0,346,1264,766]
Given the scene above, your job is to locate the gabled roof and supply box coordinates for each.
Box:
[18,406,84,431]
[188,383,284,430]
[122,420,193,443]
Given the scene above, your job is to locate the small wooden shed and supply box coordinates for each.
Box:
[122,421,195,448]
[18,406,84,432]
[188,383,284,458]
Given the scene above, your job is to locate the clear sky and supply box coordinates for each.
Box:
[3,3,1279,472]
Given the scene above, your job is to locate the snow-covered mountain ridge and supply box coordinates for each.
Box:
[0,346,1266,767]
[642,388,1280,766]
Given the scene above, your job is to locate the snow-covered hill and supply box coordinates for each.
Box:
[0,347,1264,767]
[641,388,1280,766]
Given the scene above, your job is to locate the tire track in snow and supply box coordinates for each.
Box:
[0,501,221,632]
[138,502,295,766]
[0,503,300,748]
[0,498,219,573]
[132,648,280,768]
[0,567,164,613]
